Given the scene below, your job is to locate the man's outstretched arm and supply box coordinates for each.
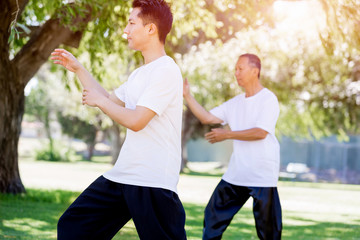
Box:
[183,78,223,125]
[51,49,150,130]
[51,49,110,98]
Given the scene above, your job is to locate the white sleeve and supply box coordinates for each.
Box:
[255,95,279,135]
[114,82,127,102]
[137,66,181,116]
[209,102,228,125]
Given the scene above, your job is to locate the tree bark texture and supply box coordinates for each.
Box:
[0,48,26,194]
[0,1,91,193]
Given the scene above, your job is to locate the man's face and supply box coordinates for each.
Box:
[124,8,149,51]
[234,57,256,87]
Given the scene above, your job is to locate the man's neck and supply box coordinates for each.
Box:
[244,80,264,98]
[141,42,166,64]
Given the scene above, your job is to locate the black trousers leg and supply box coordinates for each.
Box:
[250,187,282,240]
[57,176,131,240]
[123,185,187,240]
[203,180,250,240]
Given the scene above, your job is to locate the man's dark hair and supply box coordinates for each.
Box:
[132,0,173,44]
[239,53,261,78]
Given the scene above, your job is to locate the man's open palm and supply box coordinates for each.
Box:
[51,49,81,73]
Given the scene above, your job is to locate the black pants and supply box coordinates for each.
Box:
[58,176,187,240]
[203,180,282,240]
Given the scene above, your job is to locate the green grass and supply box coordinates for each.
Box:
[1,183,360,240]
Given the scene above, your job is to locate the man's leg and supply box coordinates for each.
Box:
[123,184,187,240]
[250,187,282,240]
[58,176,131,240]
[203,180,250,240]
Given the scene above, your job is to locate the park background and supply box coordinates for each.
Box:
[1,0,360,239]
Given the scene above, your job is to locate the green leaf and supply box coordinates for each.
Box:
[16,23,31,34]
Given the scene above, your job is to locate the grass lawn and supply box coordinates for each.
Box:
[1,181,360,240]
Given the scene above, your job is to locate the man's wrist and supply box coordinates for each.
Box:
[75,64,86,75]
[225,130,232,140]
[183,92,193,101]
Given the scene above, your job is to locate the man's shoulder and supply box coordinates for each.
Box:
[150,57,182,79]
[218,94,244,109]
[228,94,245,103]
[262,88,278,101]
[154,56,180,71]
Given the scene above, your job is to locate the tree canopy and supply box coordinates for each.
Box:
[3,0,359,194]
[2,0,275,193]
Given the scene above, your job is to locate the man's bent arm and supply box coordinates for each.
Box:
[109,92,125,107]
[184,93,223,125]
[205,127,268,144]
[76,66,110,98]
[96,95,155,132]
[227,128,268,141]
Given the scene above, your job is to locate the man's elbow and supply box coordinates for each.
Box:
[200,119,212,125]
[200,116,222,125]
[128,119,147,132]
[128,123,145,132]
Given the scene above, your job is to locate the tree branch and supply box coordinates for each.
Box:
[12,5,92,86]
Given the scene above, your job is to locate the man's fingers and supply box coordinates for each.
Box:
[54,48,68,53]
[50,56,62,61]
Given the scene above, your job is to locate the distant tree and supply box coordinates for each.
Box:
[57,113,99,161]
[25,78,57,161]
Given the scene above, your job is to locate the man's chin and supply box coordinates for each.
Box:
[128,43,139,51]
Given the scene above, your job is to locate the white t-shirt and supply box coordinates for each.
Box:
[103,56,183,193]
[210,88,280,187]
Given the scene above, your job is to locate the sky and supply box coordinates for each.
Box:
[272,0,326,39]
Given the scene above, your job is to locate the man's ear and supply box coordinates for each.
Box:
[147,23,157,35]
[252,68,259,78]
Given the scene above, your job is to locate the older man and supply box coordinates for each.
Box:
[183,53,282,240]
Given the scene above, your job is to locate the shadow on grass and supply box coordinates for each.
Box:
[183,202,360,240]
[181,168,223,178]
[0,189,79,239]
[282,219,360,239]
[1,190,359,240]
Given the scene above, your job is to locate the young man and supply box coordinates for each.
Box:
[183,54,282,240]
[51,1,186,239]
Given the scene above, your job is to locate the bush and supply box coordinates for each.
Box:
[35,143,80,162]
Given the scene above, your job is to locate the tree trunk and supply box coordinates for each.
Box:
[181,109,199,172]
[0,56,26,194]
[43,110,56,161]
[110,122,124,165]
[0,0,27,193]
[0,0,92,193]
[85,140,96,161]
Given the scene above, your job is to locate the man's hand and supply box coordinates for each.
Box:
[183,78,191,98]
[51,49,82,73]
[82,88,104,107]
[205,128,229,144]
